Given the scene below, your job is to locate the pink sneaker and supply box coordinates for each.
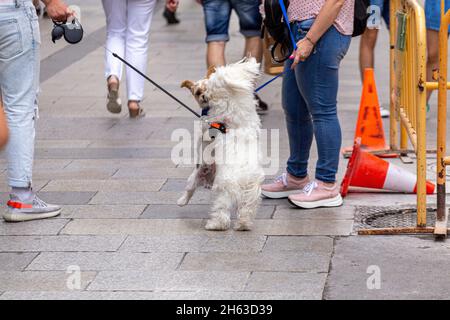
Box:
[288,180,343,209]
[261,173,310,199]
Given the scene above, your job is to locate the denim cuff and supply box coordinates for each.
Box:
[8,178,32,189]
[205,34,229,43]
[240,29,261,38]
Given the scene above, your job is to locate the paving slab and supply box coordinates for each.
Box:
[141,204,275,219]
[42,179,165,192]
[113,167,194,179]
[0,271,96,291]
[200,235,267,253]
[0,253,38,271]
[66,158,175,170]
[61,218,353,236]
[35,147,172,159]
[180,251,330,272]
[263,236,334,253]
[27,252,184,271]
[273,204,355,220]
[61,205,146,219]
[119,235,211,253]
[245,272,327,300]
[0,235,126,252]
[325,236,450,300]
[89,191,210,205]
[0,290,306,300]
[30,167,117,180]
[88,271,250,291]
[0,219,69,236]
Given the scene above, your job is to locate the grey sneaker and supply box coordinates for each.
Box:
[3,194,61,222]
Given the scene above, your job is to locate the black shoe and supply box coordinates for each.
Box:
[163,8,180,25]
[255,94,269,115]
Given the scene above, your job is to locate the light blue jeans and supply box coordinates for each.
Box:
[0,0,40,188]
[282,19,351,183]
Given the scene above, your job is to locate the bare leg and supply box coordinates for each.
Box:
[207,41,226,68]
[426,29,439,103]
[244,36,263,62]
[359,28,379,82]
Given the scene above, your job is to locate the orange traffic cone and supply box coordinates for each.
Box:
[340,139,435,197]
[342,68,394,157]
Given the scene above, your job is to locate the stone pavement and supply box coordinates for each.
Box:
[1,1,450,300]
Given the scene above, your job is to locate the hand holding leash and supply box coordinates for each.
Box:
[43,0,73,22]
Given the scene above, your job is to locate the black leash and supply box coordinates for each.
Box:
[110,51,226,135]
[111,52,202,118]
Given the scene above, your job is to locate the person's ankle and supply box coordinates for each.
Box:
[287,173,308,183]
[317,180,337,188]
[128,100,140,109]
[11,187,33,201]
[107,76,119,90]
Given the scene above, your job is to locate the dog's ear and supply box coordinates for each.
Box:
[206,66,216,79]
[181,80,194,90]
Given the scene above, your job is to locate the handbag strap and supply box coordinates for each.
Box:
[278,0,297,50]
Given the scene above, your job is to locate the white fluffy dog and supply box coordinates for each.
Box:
[177,57,264,231]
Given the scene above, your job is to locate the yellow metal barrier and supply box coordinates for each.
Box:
[435,0,450,236]
[387,0,429,232]
[365,0,450,237]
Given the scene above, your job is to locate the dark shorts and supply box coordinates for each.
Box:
[369,0,390,28]
[202,0,262,43]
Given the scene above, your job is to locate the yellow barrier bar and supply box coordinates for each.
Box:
[425,81,450,90]
[435,0,450,236]
[414,0,428,227]
[390,0,398,151]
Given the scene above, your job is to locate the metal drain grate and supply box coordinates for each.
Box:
[354,206,444,231]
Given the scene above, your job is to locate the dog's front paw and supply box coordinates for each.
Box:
[177,194,189,207]
[234,221,253,231]
[205,218,230,231]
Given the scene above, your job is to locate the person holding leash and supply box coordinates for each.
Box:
[262,0,354,209]
[0,0,72,222]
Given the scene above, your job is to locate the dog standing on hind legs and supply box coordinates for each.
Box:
[177,57,264,231]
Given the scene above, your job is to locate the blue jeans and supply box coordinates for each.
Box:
[425,0,450,31]
[282,19,351,183]
[0,0,40,188]
[202,0,262,42]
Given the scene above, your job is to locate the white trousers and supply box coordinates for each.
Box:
[102,0,156,101]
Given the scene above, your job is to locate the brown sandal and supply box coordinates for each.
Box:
[107,76,122,114]
[128,101,145,119]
